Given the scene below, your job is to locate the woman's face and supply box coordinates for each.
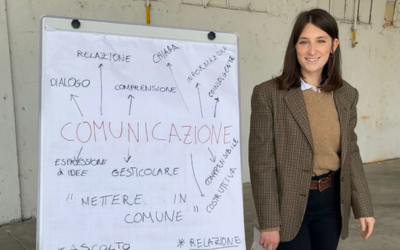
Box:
[295,23,339,81]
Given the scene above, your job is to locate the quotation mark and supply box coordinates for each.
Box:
[66,193,73,201]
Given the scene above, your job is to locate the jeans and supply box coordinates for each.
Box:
[277,171,342,250]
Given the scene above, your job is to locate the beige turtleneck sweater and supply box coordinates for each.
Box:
[302,89,341,176]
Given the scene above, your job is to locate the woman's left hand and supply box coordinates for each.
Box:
[358,217,375,239]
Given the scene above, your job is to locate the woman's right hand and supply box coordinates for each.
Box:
[260,230,280,250]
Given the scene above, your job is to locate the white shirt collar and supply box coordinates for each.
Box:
[300,78,321,93]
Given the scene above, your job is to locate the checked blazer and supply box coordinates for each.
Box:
[249,79,374,242]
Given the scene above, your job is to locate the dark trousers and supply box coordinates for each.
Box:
[277,171,342,250]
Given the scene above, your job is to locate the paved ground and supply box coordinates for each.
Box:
[1,159,399,250]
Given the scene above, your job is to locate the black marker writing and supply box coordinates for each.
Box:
[209,56,235,98]
[112,167,179,178]
[186,46,228,84]
[115,84,176,93]
[66,242,131,250]
[208,147,216,162]
[153,44,180,63]
[189,236,241,249]
[206,168,237,213]
[70,94,84,117]
[99,64,103,116]
[195,83,204,118]
[205,138,239,185]
[128,95,134,116]
[77,50,131,63]
[55,158,107,167]
[191,154,204,197]
[124,148,132,163]
[68,169,88,177]
[173,194,187,204]
[214,98,219,118]
[125,210,183,224]
[74,147,83,162]
[167,63,190,113]
[82,194,142,207]
[51,77,90,88]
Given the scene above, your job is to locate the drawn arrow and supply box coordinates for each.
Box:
[167,63,190,113]
[99,63,103,116]
[214,97,220,118]
[124,148,132,163]
[73,147,84,161]
[207,147,216,162]
[191,153,205,197]
[195,83,204,118]
[70,94,84,117]
[128,95,135,115]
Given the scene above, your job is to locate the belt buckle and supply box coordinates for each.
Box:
[318,176,331,192]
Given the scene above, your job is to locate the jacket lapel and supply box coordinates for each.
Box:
[284,88,313,149]
[333,87,350,168]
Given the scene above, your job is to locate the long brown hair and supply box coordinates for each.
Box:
[274,9,342,91]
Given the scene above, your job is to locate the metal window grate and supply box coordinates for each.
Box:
[181,0,266,13]
[181,0,374,25]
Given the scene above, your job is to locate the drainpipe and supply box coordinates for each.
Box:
[146,0,150,25]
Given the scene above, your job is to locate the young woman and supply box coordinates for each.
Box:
[249,8,375,250]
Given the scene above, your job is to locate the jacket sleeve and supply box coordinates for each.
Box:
[249,84,281,230]
[349,89,374,218]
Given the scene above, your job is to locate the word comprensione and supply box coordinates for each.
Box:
[60,121,233,145]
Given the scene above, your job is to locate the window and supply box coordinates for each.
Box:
[384,0,400,27]
[180,0,373,25]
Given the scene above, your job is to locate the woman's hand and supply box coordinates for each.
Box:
[260,231,280,250]
[359,217,375,239]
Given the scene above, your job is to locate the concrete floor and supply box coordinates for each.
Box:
[1,159,399,250]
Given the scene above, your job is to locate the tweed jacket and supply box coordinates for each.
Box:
[249,79,374,242]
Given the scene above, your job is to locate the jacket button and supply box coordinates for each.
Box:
[341,177,344,182]
[342,199,344,204]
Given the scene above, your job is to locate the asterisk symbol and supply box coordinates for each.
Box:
[177,239,185,248]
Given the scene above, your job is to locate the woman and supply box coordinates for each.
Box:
[249,9,375,250]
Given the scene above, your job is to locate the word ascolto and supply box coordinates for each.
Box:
[63,242,130,250]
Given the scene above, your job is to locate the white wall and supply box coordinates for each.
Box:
[2,0,399,222]
[0,0,21,224]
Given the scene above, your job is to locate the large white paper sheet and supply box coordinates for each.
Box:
[39,24,244,250]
